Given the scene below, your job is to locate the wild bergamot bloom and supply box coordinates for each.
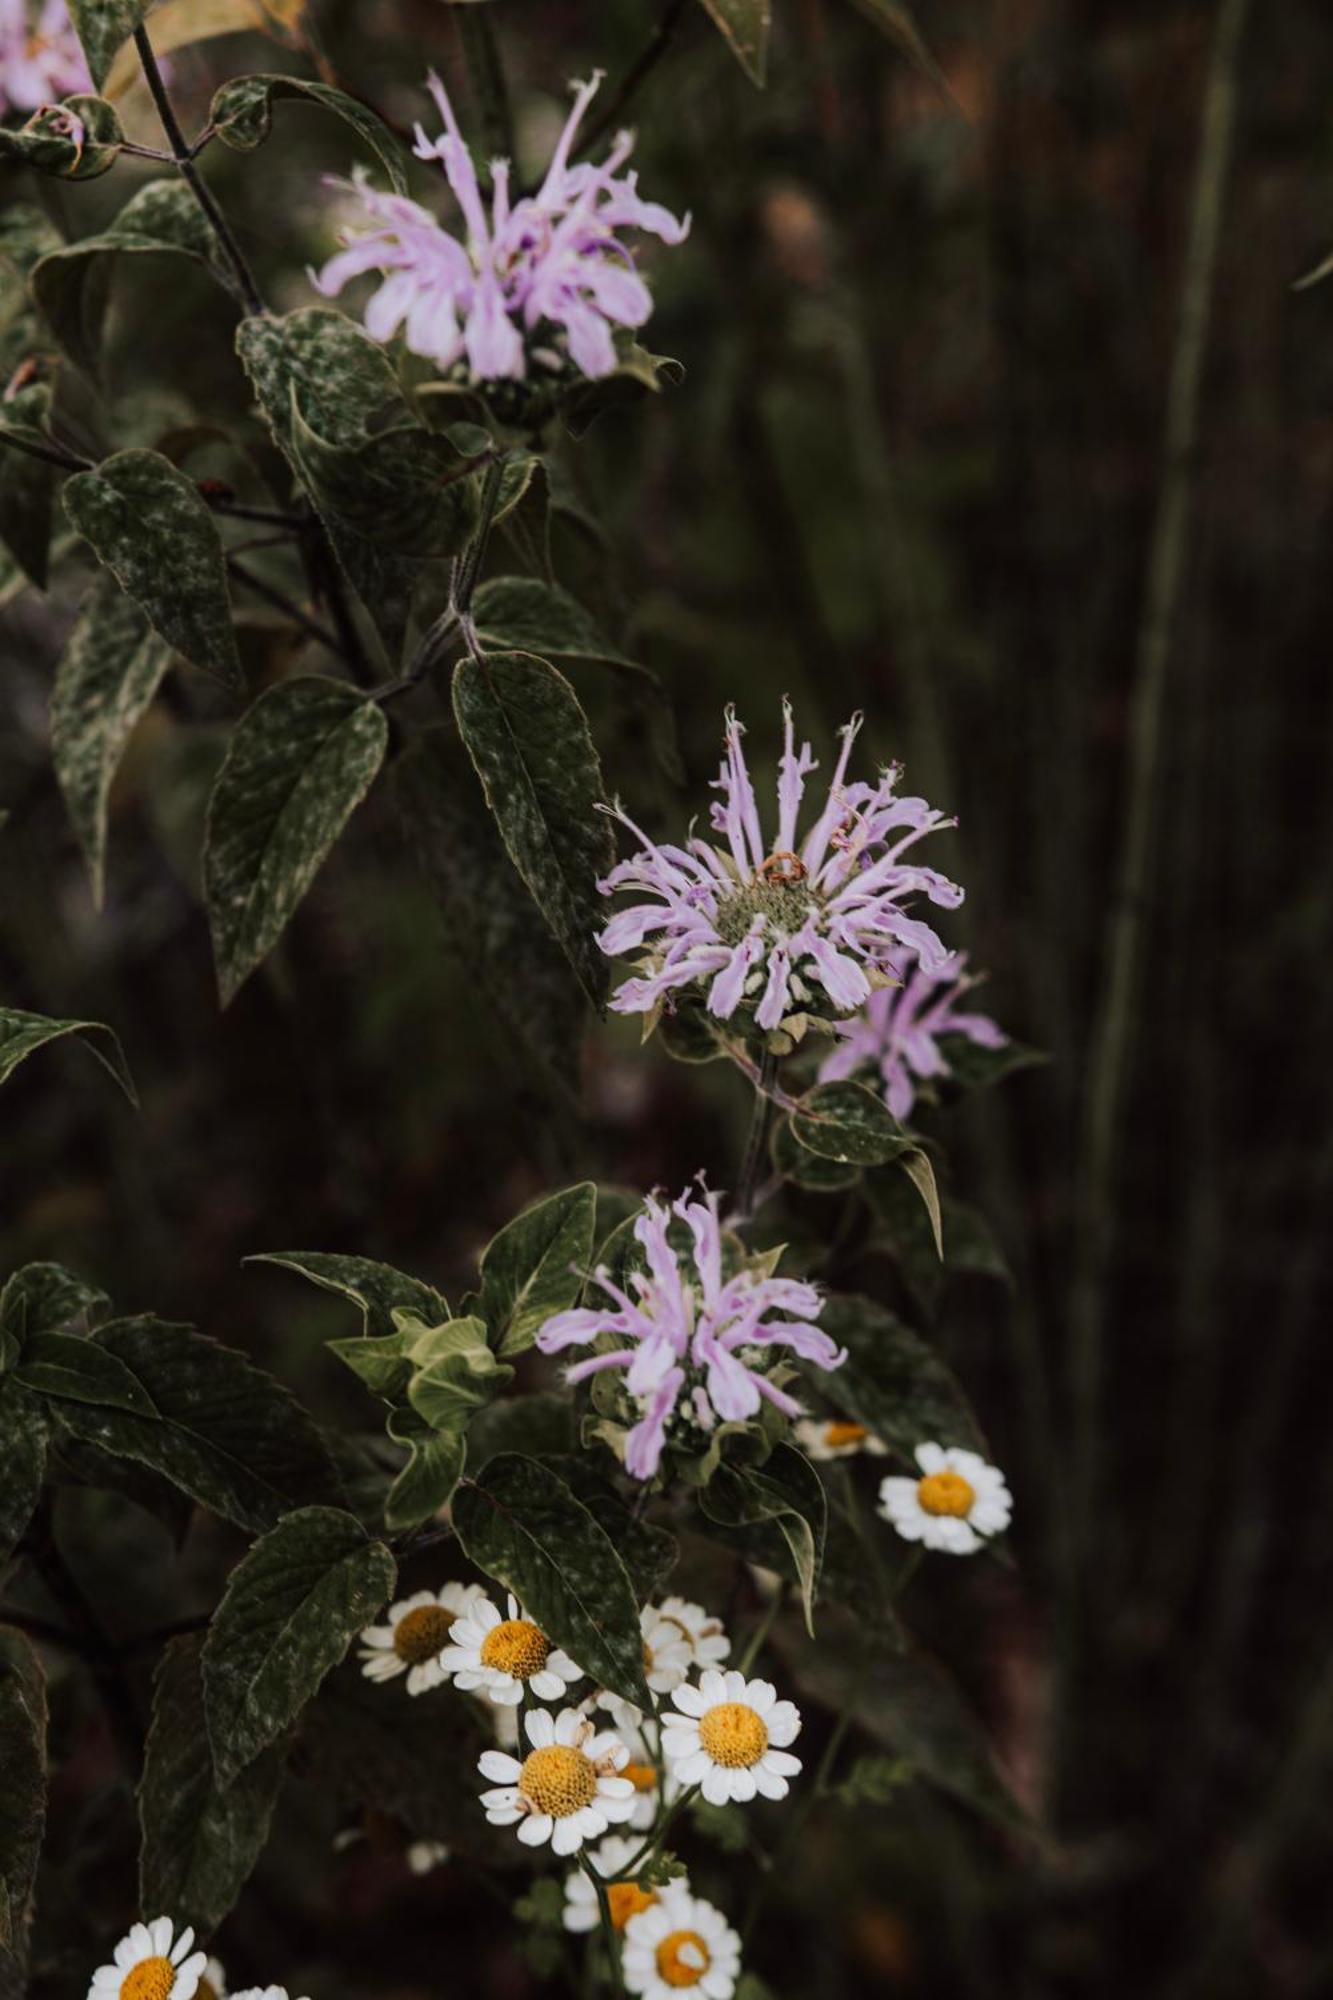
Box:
[88,1919,208,2000]
[357,1581,487,1695]
[819,950,1007,1120]
[562,1833,664,1934]
[793,1415,888,1461]
[478,1705,636,1855]
[623,1884,742,2000]
[661,1669,802,1805]
[536,1181,845,1480]
[314,70,687,384]
[598,701,962,1037]
[442,1591,583,1705]
[878,1442,1013,1555]
[0,1,90,116]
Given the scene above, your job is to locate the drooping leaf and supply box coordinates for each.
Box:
[0,1007,136,1104]
[67,0,148,88]
[32,180,227,378]
[49,1316,343,1532]
[452,650,613,1008]
[695,0,771,85]
[452,1453,650,1708]
[14,1329,159,1415]
[899,1147,943,1258]
[0,1629,46,1949]
[202,1506,394,1786]
[814,1294,986,1458]
[139,1635,285,1933]
[0,1263,109,1345]
[560,344,684,439]
[477,1183,597,1358]
[789,1080,915,1167]
[0,1383,47,1566]
[203,676,388,1005]
[63,448,241,688]
[211,73,408,192]
[383,1411,467,1532]
[245,1251,447,1341]
[866,1177,1010,1318]
[770,1114,861,1191]
[0,96,124,179]
[390,726,586,1099]
[51,576,173,905]
[0,385,57,588]
[699,1443,826,1633]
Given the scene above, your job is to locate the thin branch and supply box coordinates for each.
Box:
[227,555,341,653]
[207,498,304,529]
[0,425,89,473]
[574,0,691,162]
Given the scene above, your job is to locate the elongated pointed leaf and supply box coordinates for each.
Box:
[452,1453,650,1708]
[0,1630,46,1950]
[67,0,148,88]
[203,675,388,1005]
[15,1329,159,1414]
[245,1251,447,1340]
[697,0,771,84]
[0,1263,109,1344]
[0,1007,136,1104]
[63,449,240,687]
[202,1506,394,1786]
[478,1183,596,1358]
[452,650,613,1007]
[211,73,408,192]
[139,1635,285,1933]
[51,576,173,905]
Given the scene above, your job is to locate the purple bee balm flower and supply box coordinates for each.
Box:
[312,69,688,385]
[0,0,90,115]
[535,1182,846,1482]
[598,700,964,1036]
[819,952,1007,1121]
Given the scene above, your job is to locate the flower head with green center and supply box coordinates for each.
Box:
[598,700,963,1037]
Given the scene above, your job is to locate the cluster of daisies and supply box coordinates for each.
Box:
[88,1921,302,2000]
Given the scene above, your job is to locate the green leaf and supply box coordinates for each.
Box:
[657,996,730,1068]
[51,577,174,905]
[405,1314,513,1430]
[0,1384,46,1566]
[899,1147,942,1258]
[844,0,953,100]
[211,73,408,192]
[814,1294,986,1458]
[770,1114,861,1191]
[452,1453,650,1708]
[63,448,241,688]
[472,576,637,669]
[789,1080,915,1167]
[468,1392,575,1468]
[139,1634,285,1934]
[0,1263,109,1344]
[49,1316,343,1532]
[699,1443,826,1633]
[0,1630,46,1950]
[202,1505,394,1785]
[936,1032,1046,1094]
[541,1457,677,1601]
[244,1250,447,1340]
[695,0,771,85]
[0,385,56,588]
[203,675,389,1005]
[32,180,227,378]
[0,1007,136,1104]
[67,0,147,88]
[0,96,124,180]
[14,1329,159,1415]
[390,726,586,1099]
[477,1183,596,1358]
[866,1178,1010,1318]
[290,412,481,560]
[452,650,613,1008]
[383,1412,467,1532]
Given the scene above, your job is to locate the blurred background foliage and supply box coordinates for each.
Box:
[2,0,1332,1994]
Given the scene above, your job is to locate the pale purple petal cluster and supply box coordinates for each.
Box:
[0,0,90,115]
[819,952,1007,1120]
[313,70,688,383]
[535,1182,845,1481]
[599,701,963,1032]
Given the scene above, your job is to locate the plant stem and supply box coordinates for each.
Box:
[614,1784,699,1879]
[735,1049,779,1218]
[134,25,265,316]
[454,452,510,655]
[457,7,515,168]
[582,1856,628,2000]
[227,555,342,654]
[736,1582,786,1674]
[574,0,690,163]
[0,425,89,473]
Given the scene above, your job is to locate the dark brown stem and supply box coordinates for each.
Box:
[227,555,342,654]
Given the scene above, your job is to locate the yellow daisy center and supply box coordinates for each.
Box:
[519,1743,598,1817]
[824,1421,869,1449]
[608,1881,658,1930]
[393,1603,454,1663]
[480,1617,550,1680]
[917,1468,976,1518]
[699,1701,768,1768]
[624,1761,658,1792]
[656,1929,711,1988]
[120,1960,176,2000]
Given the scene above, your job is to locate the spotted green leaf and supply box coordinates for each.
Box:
[0,386,56,588]
[477,1183,597,1358]
[814,1293,986,1458]
[0,1263,109,1346]
[472,576,638,669]
[51,576,174,906]
[699,1443,827,1633]
[14,1329,159,1415]
[67,0,148,88]
[0,1629,46,1951]
[789,1080,915,1167]
[452,650,613,1009]
[0,1007,136,1104]
[211,73,408,191]
[696,0,771,84]
[452,1452,651,1708]
[202,1506,394,1786]
[244,1251,448,1341]
[935,1031,1046,1094]
[383,1410,468,1532]
[290,408,481,560]
[203,676,388,1005]
[0,96,124,179]
[0,1383,46,1566]
[139,1634,286,1934]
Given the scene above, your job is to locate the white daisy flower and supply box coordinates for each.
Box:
[623,1885,742,2000]
[478,1705,636,1856]
[358,1582,488,1695]
[878,1442,1012,1555]
[661,1669,802,1805]
[199,1963,226,2000]
[88,1919,208,2000]
[640,1605,695,1695]
[406,1838,449,1874]
[562,1833,666,1934]
[442,1592,584,1706]
[590,1707,674,1829]
[229,1989,311,2000]
[793,1416,888,1461]
[652,1597,730,1673]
